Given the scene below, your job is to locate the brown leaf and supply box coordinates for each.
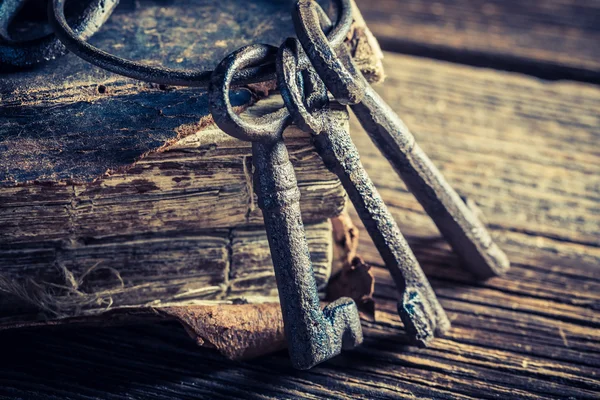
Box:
[158,303,285,360]
[327,257,376,321]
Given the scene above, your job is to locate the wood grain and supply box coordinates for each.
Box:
[355,0,600,82]
[351,54,599,247]
[1,52,597,399]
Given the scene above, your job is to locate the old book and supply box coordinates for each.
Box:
[0,97,348,235]
[0,0,383,345]
[0,96,351,318]
[0,219,337,322]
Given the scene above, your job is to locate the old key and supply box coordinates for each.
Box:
[278,38,449,345]
[293,0,510,280]
[209,44,362,370]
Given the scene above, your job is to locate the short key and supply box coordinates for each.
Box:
[209,44,362,370]
[278,38,449,346]
[293,0,509,280]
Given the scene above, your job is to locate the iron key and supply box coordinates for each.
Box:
[278,38,449,345]
[209,44,362,370]
[293,0,510,280]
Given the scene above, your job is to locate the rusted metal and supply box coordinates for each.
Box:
[278,37,449,346]
[209,44,362,370]
[0,0,118,68]
[293,0,510,280]
[47,0,352,88]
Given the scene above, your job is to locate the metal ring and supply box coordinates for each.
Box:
[0,0,26,42]
[277,37,328,135]
[293,0,366,105]
[0,0,118,68]
[209,44,290,142]
[48,0,353,87]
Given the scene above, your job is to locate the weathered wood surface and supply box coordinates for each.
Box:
[355,0,600,82]
[0,220,333,323]
[1,52,598,399]
[346,52,599,399]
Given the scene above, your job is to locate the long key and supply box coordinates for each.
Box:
[278,38,449,346]
[293,0,509,279]
[209,44,362,370]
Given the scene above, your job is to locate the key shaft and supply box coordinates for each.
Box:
[210,43,362,370]
[253,138,362,369]
[350,86,510,279]
[314,122,450,345]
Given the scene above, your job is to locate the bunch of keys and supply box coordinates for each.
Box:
[23,0,509,369]
[209,0,509,366]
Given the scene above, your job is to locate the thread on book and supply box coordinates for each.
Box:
[0,262,125,318]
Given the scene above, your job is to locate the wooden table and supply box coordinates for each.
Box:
[1,1,598,398]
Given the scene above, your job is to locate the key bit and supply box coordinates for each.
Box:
[293,0,510,280]
[209,43,362,370]
[278,38,449,345]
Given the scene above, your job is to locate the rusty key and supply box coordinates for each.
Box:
[209,44,362,370]
[278,38,449,345]
[293,0,509,280]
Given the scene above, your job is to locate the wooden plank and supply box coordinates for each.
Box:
[355,0,600,82]
[350,54,599,247]
[347,52,599,398]
[1,53,598,399]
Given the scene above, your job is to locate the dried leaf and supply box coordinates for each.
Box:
[327,257,376,321]
[158,304,285,360]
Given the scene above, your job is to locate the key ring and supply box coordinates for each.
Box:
[48,0,354,88]
[277,37,332,135]
[209,44,291,142]
[207,1,341,142]
[0,0,118,68]
[293,0,365,105]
